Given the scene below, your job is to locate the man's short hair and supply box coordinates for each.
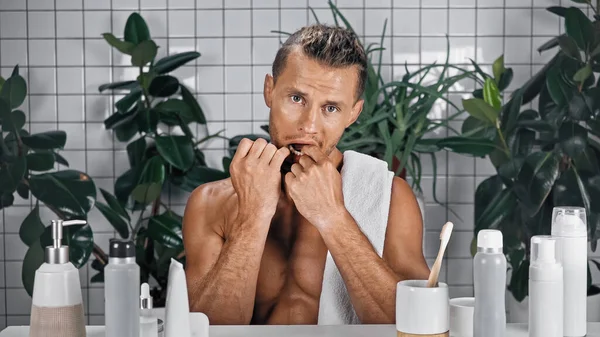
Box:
[272,24,368,100]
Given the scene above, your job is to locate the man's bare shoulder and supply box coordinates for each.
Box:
[183,178,238,237]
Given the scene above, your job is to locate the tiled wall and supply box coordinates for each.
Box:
[0,0,591,328]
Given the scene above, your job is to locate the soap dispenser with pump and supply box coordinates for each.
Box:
[29,219,87,337]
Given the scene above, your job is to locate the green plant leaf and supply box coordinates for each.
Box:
[126,137,146,168]
[460,116,496,138]
[514,151,561,217]
[103,107,139,130]
[29,170,97,218]
[483,78,502,110]
[565,7,595,51]
[462,98,498,125]
[547,5,567,16]
[114,166,142,205]
[153,51,201,74]
[131,40,158,67]
[222,157,232,174]
[559,35,583,61]
[497,68,514,92]
[123,12,151,45]
[96,201,129,239]
[0,155,26,192]
[569,89,596,120]
[148,75,179,97]
[21,131,66,150]
[132,156,165,204]
[148,212,183,250]
[17,182,29,199]
[477,188,517,232]
[538,35,561,53]
[99,188,130,223]
[0,192,14,209]
[19,204,45,247]
[438,136,497,157]
[115,89,142,114]
[571,0,590,3]
[522,54,561,104]
[508,259,530,302]
[136,108,159,133]
[154,98,192,125]
[0,108,26,133]
[180,84,206,124]
[22,239,44,297]
[508,128,535,156]
[469,58,490,80]
[26,151,55,171]
[475,175,504,227]
[101,33,135,55]
[115,118,139,142]
[0,73,27,109]
[498,157,525,187]
[573,63,593,84]
[40,222,94,268]
[173,165,228,193]
[501,90,524,134]
[492,55,505,82]
[559,121,588,158]
[546,66,574,107]
[155,135,194,171]
[98,80,138,92]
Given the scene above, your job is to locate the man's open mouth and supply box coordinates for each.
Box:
[289,144,304,156]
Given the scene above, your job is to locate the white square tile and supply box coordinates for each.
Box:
[84,0,110,9]
[424,231,443,258]
[364,36,392,64]
[197,10,223,37]
[89,315,105,325]
[393,0,419,6]
[421,37,450,64]
[86,67,111,95]
[85,40,112,66]
[58,96,85,122]
[476,0,497,7]
[506,65,533,91]
[337,9,364,34]
[420,151,448,175]
[421,176,447,203]
[28,0,54,9]
[253,38,278,64]
[447,231,474,258]
[1,1,26,9]
[224,121,253,138]
[476,37,504,64]
[59,123,86,150]
[142,0,168,8]
[336,0,362,7]
[448,37,476,64]
[225,9,251,36]
[198,94,224,121]
[7,315,30,325]
[253,93,269,120]
[30,95,57,122]
[198,0,224,8]
[86,95,112,122]
[0,292,5,316]
[366,9,392,36]
[307,0,330,7]
[168,10,195,37]
[253,9,279,36]
[111,11,130,39]
[84,11,112,38]
[392,37,420,64]
[113,0,139,9]
[369,0,392,7]
[1,11,27,38]
[448,204,474,231]
[506,0,530,7]
[447,176,474,203]
[169,0,194,8]
[422,0,447,7]
[87,150,114,177]
[308,8,336,26]
[424,204,447,233]
[225,0,250,7]
[421,9,448,36]
[474,156,496,176]
[58,150,86,169]
[505,8,532,36]
[393,9,420,36]
[88,287,105,314]
[57,39,84,66]
[197,66,224,92]
[449,9,475,36]
[5,262,21,288]
[57,11,84,38]
[450,0,475,6]
[29,68,56,94]
[532,37,558,64]
[225,94,252,120]
[197,38,223,65]
[171,65,196,90]
[476,9,503,36]
[3,206,31,233]
[5,234,27,260]
[57,0,82,9]
[449,285,474,298]
[532,8,559,36]
[505,37,532,64]
[57,67,84,94]
[1,40,27,67]
[253,65,270,91]
[86,120,114,150]
[448,151,475,175]
[281,0,307,7]
[254,0,279,7]
[29,40,56,66]
[200,122,226,148]
[281,9,308,34]
[225,38,251,64]
[225,66,252,92]
[140,10,168,38]
[114,150,129,175]
[167,37,196,56]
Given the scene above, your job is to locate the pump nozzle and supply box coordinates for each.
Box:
[140,282,153,309]
[46,219,87,264]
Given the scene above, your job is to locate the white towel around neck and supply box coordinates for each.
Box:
[317,150,395,325]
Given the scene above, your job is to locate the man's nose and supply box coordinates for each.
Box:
[298,106,319,134]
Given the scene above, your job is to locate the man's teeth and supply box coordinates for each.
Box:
[289,145,303,156]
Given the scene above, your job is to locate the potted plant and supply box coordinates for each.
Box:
[446,1,600,322]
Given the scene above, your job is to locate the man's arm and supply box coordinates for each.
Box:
[183,186,270,325]
[319,177,430,324]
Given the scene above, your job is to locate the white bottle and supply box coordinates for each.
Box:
[473,229,506,337]
[140,282,158,337]
[551,206,587,337]
[30,220,87,337]
[105,239,140,337]
[529,235,563,337]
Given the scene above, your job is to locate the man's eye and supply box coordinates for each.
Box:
[291,95,302,103]
[326,106,338,113]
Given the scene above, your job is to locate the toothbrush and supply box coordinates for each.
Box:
[427,221,454,288]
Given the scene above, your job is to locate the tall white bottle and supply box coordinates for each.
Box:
[551,206,587,337]
[529,235,563,337]
[473,229,506,337]
[105,239,140,337]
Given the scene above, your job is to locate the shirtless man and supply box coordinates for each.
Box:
[182,24,430,325]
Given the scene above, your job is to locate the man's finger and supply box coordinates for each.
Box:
[232,138,254,161]
[270,146,291,167]
[248,138,268,158]
[298,154,314,169]
[260,143,278,162]
[290,163,302,177]
[301,145,327,163]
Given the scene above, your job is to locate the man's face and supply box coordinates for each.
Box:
[263,49,364,169]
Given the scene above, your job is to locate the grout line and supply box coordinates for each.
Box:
[2,0,6,320]
[81,0,90,324]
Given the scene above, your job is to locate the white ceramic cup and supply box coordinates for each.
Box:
[396,280,449,335]
[449,297,474,337]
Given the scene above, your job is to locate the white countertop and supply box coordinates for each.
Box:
[2,323,600,337]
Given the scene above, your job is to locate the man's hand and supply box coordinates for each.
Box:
[284,145,347,231]
[230,138,290,224]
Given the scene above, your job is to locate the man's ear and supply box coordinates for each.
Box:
[347,99,364,127]
[264,74,274,108]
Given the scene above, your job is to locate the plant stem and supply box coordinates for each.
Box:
[496,123,511,156]
[92,244,108,265]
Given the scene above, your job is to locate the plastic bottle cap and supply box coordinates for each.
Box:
[477,229,503,249]
[531,235,557,264]
[109,238,135,258]
[551,206,587,237]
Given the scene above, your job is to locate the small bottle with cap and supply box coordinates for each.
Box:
[529,235,563,337]
[473,229,506,337]
[105,238,140,337]
[140,282,160,337]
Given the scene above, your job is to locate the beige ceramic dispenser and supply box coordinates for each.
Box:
[29,219,87,337]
